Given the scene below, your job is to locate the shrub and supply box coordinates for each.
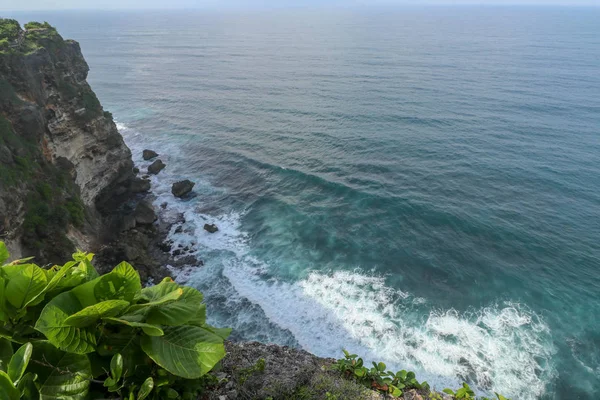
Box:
[335,350,511,400]
[23,21,53,30]
[0,19,21,42]
[0,241,229,399]
[334,350,429,397]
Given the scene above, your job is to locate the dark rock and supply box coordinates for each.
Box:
[0,145,13,164]
[173,249,182,256]
[174,225,183,234]
[173,255,198,266]
[134,201,157,225]
[142,174,150,179]
[207,341,382,400]
[120,215,137,231]
[131,178,151,193]
[148,159,166,175]
[160,202,168,209]
[143,149,158,160]
[158,242,172,252]
[133,167,140,174]
[204,223,219,233]
[55,156,76,180]
[171,180,195,198]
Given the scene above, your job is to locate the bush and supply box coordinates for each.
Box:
[0,241,229,399]
[0,19,21,42]
[23,21,53,30]
[334,350,510,400]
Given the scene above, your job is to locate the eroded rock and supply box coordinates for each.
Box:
[148,159,166,174]
[142,149,158,160]
[134,201,157,225]
[171,179,195,198]
[130,178,151,193]
[204,223,218,233]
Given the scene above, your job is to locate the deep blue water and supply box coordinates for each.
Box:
[8,7,600,399]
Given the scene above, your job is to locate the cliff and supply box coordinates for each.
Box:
[0,19,134,262]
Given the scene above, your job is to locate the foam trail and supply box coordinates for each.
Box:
[220,260,556,399]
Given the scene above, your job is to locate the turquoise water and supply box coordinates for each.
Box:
[10,8,600,398]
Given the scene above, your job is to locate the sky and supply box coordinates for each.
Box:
[1,0,599,11]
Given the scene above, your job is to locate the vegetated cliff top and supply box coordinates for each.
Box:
[0,19,69,55]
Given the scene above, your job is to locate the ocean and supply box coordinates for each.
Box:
[8,7,600,399]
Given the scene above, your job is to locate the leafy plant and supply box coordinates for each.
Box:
[334,350,429,398]
[238,357,266,384]
[336,351,511,400]
[444,383,476,399]
[0,241,230,399]
[444,383,512,400]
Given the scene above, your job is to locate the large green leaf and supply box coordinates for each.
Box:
[0,336,12,372]
[102,317,164,336]
[27,261,78,307]
[34,292,96,354]
[71,252,99,281]
[202,324,232,340]
[138,377,154,400]
[71,262,141,308]
[0,242,8,265]
[7,342,32,383]
[96,329,146,378]
[139,278,180,302]
[5,264,48,309]
[0,276,7,322]
[64,300,130,328]
[28,342,91,400]
[141,325,226,379]
[0,370,19,400]
[16,372,38,400]
[145,287,204,326]
[94,262,141,303]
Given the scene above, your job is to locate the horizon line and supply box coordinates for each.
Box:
[2,3,600,13]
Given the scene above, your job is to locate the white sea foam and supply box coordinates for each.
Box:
[117,121,557,399]
[220,260,556,398]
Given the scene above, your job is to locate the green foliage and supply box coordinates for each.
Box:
[334,350,429,398]
[0,20,61,55]
[0,242,230,399]
[442,383,512,400]
[444,383,476,399]
[335,351,511,400]
[237,357,266,384]
[65,197,85,227]
[0,115,86,257]
[23,21,53,30]
[0,19,20,42]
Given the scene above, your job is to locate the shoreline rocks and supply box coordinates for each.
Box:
[148,159,166,174]
[172,179,195,198]
[134,201,158,225]
[130,177,151,193]
[204,223,219,233]
[142,149,158,160]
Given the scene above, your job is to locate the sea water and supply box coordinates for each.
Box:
[9,7,600,399]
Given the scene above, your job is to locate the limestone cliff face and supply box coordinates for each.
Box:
[0,20,134,262]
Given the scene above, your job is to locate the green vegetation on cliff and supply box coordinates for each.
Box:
[0,115,84,259]
[0,19,61,55]
[0,242,229,399]
[0,19,109,262]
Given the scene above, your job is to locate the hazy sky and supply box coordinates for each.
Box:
[2,0,599,11]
